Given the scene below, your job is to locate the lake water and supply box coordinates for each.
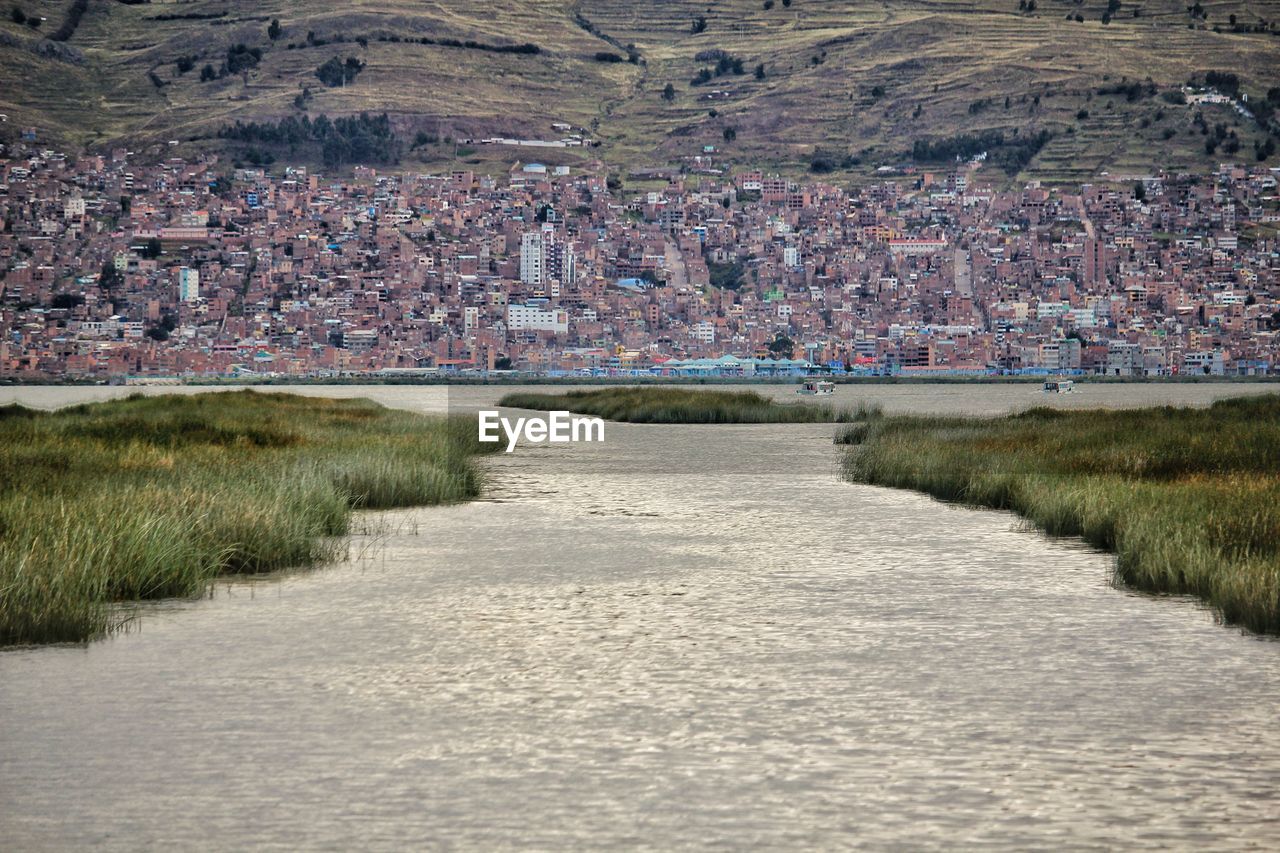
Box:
[2,383,1279,849]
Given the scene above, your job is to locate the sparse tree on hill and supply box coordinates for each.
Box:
[268,18,282,41]
[755,63,766,80]
[315,56,364,88]
[662,82,676,101]
[691,15,706,34]
[10,6,25,24]
[225,44,262,75]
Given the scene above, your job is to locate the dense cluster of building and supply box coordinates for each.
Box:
[2,142,1278,379]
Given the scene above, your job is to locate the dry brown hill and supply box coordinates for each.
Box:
[1,0,1277,180]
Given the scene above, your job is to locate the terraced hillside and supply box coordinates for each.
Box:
[0,0,1277,181]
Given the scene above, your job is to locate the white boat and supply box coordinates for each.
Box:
[797,380,835,396]
[1043,379,1075,393]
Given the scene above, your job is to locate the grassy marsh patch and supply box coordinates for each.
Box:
[498,386,878,424]
[839,395,1280,634]
[0,391,493,646]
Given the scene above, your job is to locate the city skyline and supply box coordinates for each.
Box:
[3,144,1276,379]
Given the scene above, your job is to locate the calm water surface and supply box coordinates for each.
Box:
[2,383,1279,849]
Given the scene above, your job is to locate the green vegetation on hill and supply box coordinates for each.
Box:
[499,386,878,423]
[0,0,1276,180]
[838,396,1280,634]
[218,112,399,167]
[315,55,364,88]
[0,391,494,645]
[912,129,1055,175]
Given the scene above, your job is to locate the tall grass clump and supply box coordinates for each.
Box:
[839,395,1280,634]
[499,387,868,424]
[0,391,495,646]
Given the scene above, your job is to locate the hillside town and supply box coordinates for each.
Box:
[1,142,1278,379]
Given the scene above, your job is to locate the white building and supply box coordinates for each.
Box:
[521,225,575,287]
[507,303,568,334]
[550,241,575,285]
[520,231,545,285]
[888,239,948,256]
[1183,350,1225,376]
[1067,308,1098,328]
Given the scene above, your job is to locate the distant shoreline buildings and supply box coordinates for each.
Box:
[1,145,1277,379]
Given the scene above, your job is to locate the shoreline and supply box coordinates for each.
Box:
[3,375,1279,388]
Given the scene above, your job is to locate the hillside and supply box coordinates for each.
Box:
[0,0,1277,181]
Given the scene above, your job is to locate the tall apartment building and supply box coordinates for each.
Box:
[519,231,545,285]
[548,239,575,285]
[177,267,199,302]
[520,225,575,286]
[1083,237,1109,288]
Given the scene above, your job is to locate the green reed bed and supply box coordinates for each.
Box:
[838,395,1280,634]
[0,391,494,645]
[498,387,879,424]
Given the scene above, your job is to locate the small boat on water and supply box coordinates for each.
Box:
[1043,379,1075,393]
[797,379,836,396]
